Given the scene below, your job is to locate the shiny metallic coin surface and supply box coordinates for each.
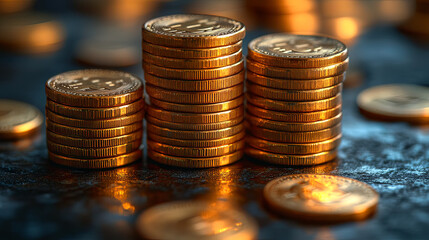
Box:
[264,174,379,221]
[357,84,429,123]
[245,147,338,165]
[136,200,257,240]
[0,99,43,139]
[142,40,242,58]
[148,149,243,168]
[49,150,142,169]
[142,14,245,48]
[248,34,347,68]
[246,134,341,154]
[46,69,143,107]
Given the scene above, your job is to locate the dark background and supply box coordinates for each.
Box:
[0,0,429,239]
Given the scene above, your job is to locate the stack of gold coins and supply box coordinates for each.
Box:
[45,69,144,169]
[245,34,348,166]
[142,14,246,168]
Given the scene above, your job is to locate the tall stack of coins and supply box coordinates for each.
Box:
[245,34,348,166]
[142,14,246,168]
[45,69,144,169]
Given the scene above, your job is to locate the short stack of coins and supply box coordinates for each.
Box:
[142,14,246,168]
[45,69,144,169]
[245,34,348,165]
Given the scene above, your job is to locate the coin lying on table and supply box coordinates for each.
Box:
[263,174,379,222]
[46,69,143,107]
[0,99,43,139]
[357,84,429,124]
[136,200,257,240]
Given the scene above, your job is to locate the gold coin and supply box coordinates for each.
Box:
[148,131,245,148]
[46,99,144,120]
[248,34,348,68]
[247,0,315,14]
[247,103,342,122]
[148,139,244,157]
[246,113,342,132]
[46,109,143,128]
[146,84,243,104]
[247,71,345,90]
[49,150,142,169]
[47,130,142,148]
[357,84,429,123]
[142,14,245,48]
[147,105,243,123]
[149,96,243,113]
[143,49,242,69]
[264,174,379,221]
[0,0,33,14]
[144,71,244,91]
[247,134,341,154]
[0,13,64,54]
[246,93,342,112]
[136,200,257,240]
[247,82,342,101]
[0,99,43,139]
[143,59,244,80]
[46,120,142,138]
[46,69,143,107]
[245,147,338,165]
[247,58,349,80]
[47,140,141,158]
[148,150,243,168]
[146,115,243,131]
[147,122,244,140]
[75,28,139,68]
[247,122,342,143]
[142,40,242,58]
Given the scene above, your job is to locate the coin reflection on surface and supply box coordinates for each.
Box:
[136,200,258,240]
[0,131,42,152]
[264,174,379,222]
[94,166,139,216]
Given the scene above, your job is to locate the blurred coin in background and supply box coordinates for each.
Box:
[187,0,255,29]
[75,25,140,67]
[74,0,162,23]
[357,84,429,124]
[0,0,33,14]
[0,12,64,54]
[0,99,43,140]
[136,201,258,240]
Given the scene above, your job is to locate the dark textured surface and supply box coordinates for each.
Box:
[1,1,429,240]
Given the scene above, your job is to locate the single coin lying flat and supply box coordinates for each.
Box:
[264,174,379,222]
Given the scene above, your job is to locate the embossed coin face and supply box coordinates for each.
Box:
[0,99,43,139]
[264,174,379,222]
[46,69,143,107]
[357,84,429,122]
[136,201,257,240]
[248,34,348,68]
[143,14,245,47]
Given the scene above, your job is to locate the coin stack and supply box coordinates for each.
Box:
[45,69,144,169]
[245,34,348,166]
[142,14,246,168]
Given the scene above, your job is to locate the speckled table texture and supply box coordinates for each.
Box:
[1,4,429,240]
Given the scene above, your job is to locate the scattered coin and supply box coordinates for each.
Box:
[136,200,257,239]
[0,99,43,139]
[263,174,379,221]
[357,84,429,124]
